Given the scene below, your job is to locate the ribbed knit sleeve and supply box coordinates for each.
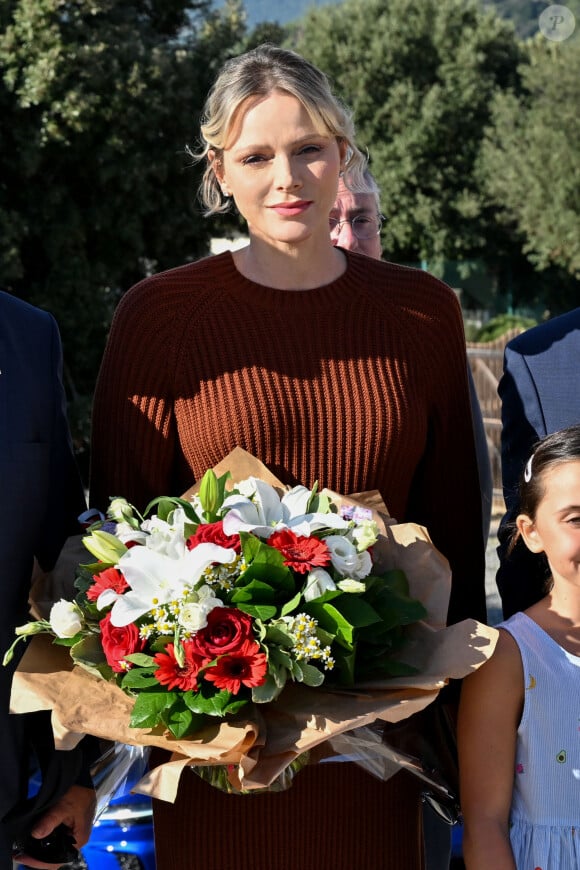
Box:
[90,250,486,624]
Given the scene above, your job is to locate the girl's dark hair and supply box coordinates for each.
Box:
[508,423,580,554]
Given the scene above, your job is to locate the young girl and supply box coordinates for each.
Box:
[459,424,580,869]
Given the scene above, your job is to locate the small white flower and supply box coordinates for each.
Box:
[49,600,83,638]
[178,588,224,632]
[337,579,366,594]
[304,568,337,602]
[324,536,372,580]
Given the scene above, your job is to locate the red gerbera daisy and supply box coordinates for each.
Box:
[86,566,129,602]
[267,529,330,574]
[203,640,268,694]
[153,641,206,692]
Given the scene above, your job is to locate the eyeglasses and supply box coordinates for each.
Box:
[329,214,384,240]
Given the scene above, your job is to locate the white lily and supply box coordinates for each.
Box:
[114,521,148,546]
[222,478,349,539]
[324,536,372,580]
[108,542,236,627]
[139,508,189,559]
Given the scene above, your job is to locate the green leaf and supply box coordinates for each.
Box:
[268,646,294,670]
[162,702,196,738]
[129,690,176,729]
[299,663,325,687]
[235,603,277,621]
[264,625,295,648]
[304,601,356,647]
[124,653,156,667]
[183,685,242,717]
[69,633,106,664]
[230,579,276,604]
[332,648,357,685]
[120,668,160,689]
[280,590,302,617]
[144,496,200,524]
[252,673,284,703]
[331,595,382,629]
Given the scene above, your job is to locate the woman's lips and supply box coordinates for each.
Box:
[271,201,312,215]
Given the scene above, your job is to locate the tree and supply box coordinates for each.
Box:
[288,0,523,276]
[0,0,245,470]
[480,35,580,296]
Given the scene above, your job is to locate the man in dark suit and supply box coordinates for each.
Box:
[497,308,580,618]
[0,290,96,868]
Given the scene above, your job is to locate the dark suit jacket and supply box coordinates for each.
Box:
[497,308,580,617]
[0,291,87,859]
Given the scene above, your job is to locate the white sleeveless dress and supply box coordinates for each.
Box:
[501,612,580,869]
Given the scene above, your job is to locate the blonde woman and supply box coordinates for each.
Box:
[90,44,486,869]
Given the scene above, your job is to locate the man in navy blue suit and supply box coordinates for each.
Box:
[497,308,580,617]
[0,290,95,868]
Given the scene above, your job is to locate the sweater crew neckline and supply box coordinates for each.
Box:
[209,249,374,310]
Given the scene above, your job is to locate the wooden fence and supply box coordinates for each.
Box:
[466,327,524,516]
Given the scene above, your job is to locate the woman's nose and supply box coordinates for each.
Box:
[274,155,301,190]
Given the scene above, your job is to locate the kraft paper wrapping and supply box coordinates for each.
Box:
[11,447,498,802]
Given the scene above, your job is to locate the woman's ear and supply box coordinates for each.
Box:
[207,154,228,196]
[516,513,544,554]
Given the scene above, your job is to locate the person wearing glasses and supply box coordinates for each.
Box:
[329,169,383,259]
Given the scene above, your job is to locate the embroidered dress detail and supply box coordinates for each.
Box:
[501,612,580,869]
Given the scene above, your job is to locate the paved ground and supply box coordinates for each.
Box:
[485,518,503,625]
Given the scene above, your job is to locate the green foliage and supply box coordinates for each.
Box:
[288,0,523,274]
[470,313,536,342]
[0,0,246,466]
[480,36,580,286]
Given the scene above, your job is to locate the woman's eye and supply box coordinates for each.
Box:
[297,144,323,156]
[567,516,580,524]
[241,154,267,166]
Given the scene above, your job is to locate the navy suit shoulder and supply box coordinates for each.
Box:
[497,309,580,617]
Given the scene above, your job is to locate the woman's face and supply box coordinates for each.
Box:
[215,91,344,248]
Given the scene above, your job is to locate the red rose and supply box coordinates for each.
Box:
[87,566,129,602]
[203,640,268,694]
[186,521,241,553]
[192,607,254,657]
[267,529,330,573]
[99,612,146,673]
[153,641,206,692]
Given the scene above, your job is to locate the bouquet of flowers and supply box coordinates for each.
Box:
[7,449,498,801]
[6,468,426,743]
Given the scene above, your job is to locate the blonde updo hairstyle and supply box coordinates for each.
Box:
[197,43,367,215]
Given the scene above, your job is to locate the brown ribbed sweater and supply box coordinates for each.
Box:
[90,249,485,869]
[90,249,485,625]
